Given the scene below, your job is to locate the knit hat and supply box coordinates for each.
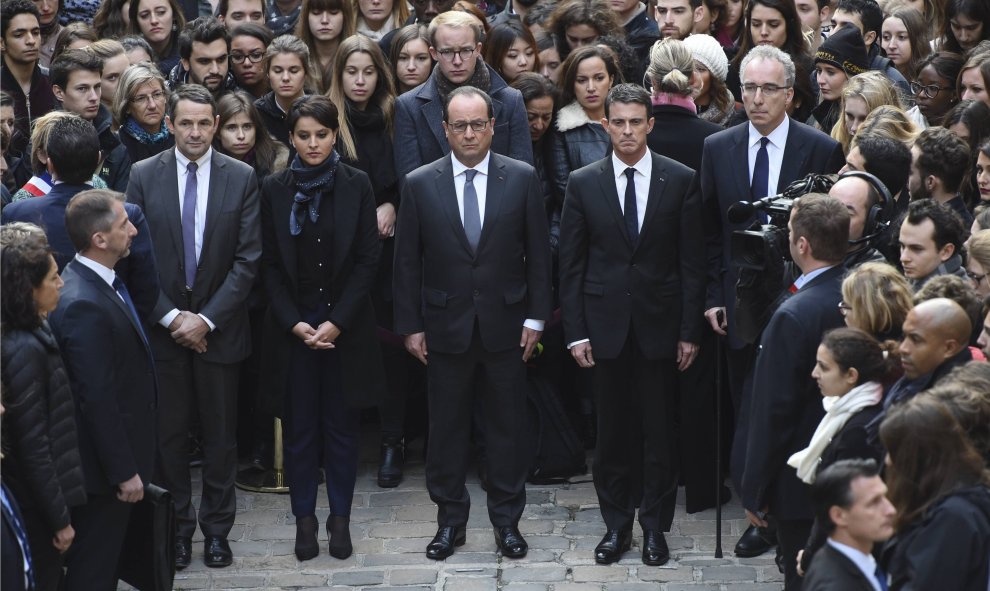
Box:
[683,34,729,82]
[814,26,869,77]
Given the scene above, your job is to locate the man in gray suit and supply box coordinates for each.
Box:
[126,83,261,570]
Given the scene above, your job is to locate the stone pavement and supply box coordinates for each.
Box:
[122,437,784,591]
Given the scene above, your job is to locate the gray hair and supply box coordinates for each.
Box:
[646,38,694,97]
[739,45,795,88]
[113,61,168,128]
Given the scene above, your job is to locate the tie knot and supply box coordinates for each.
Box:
[112,276,124,291]
[625,167,636,180]
[464,169,477,182]
[759,137,770,149]
[187,161,198,174]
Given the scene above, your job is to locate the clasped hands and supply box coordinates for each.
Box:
[292,320,340,350]
[169,311,209,353]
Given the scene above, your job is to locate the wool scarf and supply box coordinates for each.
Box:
[289,150,340,236]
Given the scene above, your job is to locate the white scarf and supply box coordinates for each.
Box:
[787,381,883,484]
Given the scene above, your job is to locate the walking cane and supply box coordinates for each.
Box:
[714,313,724,559]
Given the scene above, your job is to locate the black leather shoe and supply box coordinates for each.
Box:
[426,525,466,560]
[377,439,405,488]
[174,536,192,570]
[494,526,528,558]
[295,515,319,561]
[594,529,632,564]
[641,530,670,566]
[327,515,353,559]
[734,524,776,558]
[204,536,233,568]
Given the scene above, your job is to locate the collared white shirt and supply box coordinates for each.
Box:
[612,151,652,233]
[75,253,121,296]
[451,151,544,333]
[826,538,883,591]
[793,264,835,291]
[748,116,790,197]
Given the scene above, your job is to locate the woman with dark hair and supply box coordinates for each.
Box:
[93,0,131,39]
[879,395,990,591]
[230,23,274,99]
[128,0,187,75]
[912,51,963,126]
[389,24,433,94]
[0,222,85,591]
[545,0,624,61]
[215,91,290,183]
[512,72,559,256]
[715,0,745,53]
[940,0,989,54]
[535,30,563,85]
[726,0,811,106]
[683,33,738,126]
[882,7,931,82]
[484,21,539,84]
[295,0,356,92]
[946,100,990,204]
[255,34,312,148]
[975,139,990,204]
[260,94,384,562]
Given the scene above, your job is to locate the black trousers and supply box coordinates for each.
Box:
[426,326,529,528]
[775,517,813,591]
[592,328,678,532]
[156,353,239,538]
[19,506,63,591]
[63,493,132,591]
[727,343,757,494]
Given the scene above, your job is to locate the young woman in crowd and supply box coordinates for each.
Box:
[296,0,355,92]
[879,395,990,591]
[128,0,186,75]
[389,24,432,94]
[977,140,990,205]
[512,72,559,258]
[484,21,539,84]
[946,100,990,204]
[813,26,870,135]
[0,223,86,591]
[696,0,726,36]
[120,35,155,65]
[840,262,914,341]
[964,230,990,297]
[50,22,97,64]
[551,45,619,201]
[113,61,175,163]
[256,34,312,148]
[726,0,810,103]
[545,0,624,62]
[535,31,563,85]
[881,7,930,82]
[216,91,290,183]
[355,0,408,41]
[92,0,131,39]
[683,33,737,126]
[940,0,989,54]
[715,0,745,54]
[958,49,989,108]
[230,23,274,99]
[36,0,63,69]
[259,94,384,562]
[831,72,902,155]
[912,51,963,127]
[86,40,131,117]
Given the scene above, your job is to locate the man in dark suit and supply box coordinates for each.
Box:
[803,459,895,591]
[393,10,532,182]
[48,189,157,591]
[1,113,159,321]
[741,193,850,590]
[126,84,261,570]
[559,83,705,566]
[393,86,552,561]
[699,44,844,558]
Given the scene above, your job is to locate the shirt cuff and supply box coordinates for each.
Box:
[159,309,180,328]
[567,338,590,349]
[198,314,215,331]
[523,319,545,332]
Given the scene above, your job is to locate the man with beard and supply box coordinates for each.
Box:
[168,17,239,99]
[908,127,973,227]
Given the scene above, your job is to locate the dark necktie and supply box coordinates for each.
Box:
[182,161,199,288]
[624,167,639,243]
[463,169,481,252]
[114,276,148,345]
[751,137,770,223]
[875,565,889,591]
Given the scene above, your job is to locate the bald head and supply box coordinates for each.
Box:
[899,298,971,379]
[829,176,874,244]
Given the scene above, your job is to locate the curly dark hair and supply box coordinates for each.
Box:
[903,198,966,254]
[1,223,54,333]
[914,126,971,195]
[545,0,624,59]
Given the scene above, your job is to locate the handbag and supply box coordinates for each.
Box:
[119,484,176,591]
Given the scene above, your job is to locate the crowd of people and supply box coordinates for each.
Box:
[0,0,989,587]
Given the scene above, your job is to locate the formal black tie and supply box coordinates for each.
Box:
[624,167,638,243]
[751,137,770,223]
[113,276,148,345]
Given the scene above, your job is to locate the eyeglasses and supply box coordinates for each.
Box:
[231,51,265,64]
[436,47,475,62]
[741,83,789,97]
[910,81,951,98]
[447,119,489,134]
[131,90,166,104]
[968,270,988,285]
[837,301,852,316]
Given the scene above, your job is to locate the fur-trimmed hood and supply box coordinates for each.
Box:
[556,101,597,133]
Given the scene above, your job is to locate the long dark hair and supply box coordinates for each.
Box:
[730,0,806,70]
[941,0,990,54]
[93,0,130,39]
[484,21,540,82]
[558,45,622,106]
[215,91,288,173]
[128,0,186,59]
[0,223,54,333]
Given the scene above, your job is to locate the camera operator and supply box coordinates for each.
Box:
[898,199,967,291]
[740,193,849,591]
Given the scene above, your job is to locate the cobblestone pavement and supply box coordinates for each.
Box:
[122,437,784,591]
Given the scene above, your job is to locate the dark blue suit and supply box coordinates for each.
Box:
[1,183,161,323]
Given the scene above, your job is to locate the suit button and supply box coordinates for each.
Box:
[626,291,631,296]
[473,289,480,296]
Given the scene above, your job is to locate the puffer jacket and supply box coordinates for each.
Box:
[0,322,86,533]
[551,101,610,202]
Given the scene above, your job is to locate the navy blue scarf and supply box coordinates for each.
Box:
[289,150,340,236]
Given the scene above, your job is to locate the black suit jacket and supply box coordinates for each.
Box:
[700,119,844,348]
[48,261,157,495]
[393,152,552,354]
[558,151,705,359]
[742,265,846,519]
[802,543,877,591]
[646,104,723,172]
[126,148,261,364]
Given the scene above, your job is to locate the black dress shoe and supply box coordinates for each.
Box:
[295,515,319,561]
[641,530,670,566]
[327,515,352,559]
[426,525,466,560]
[734,524,776,558]
[494,526,528,558]
[594,529,632,564]
[377,439,405,488]
[204,536,233,568]
[175,536,192,570]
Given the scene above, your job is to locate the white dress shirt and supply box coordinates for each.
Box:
[75,253,121,296]
[159,148,215,330]
[612,151,652,232]
[793,264,835,291]
[451,152,544,333]
[826,538,883,591]
[748,116,790,196]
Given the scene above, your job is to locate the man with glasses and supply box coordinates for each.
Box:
[698,44,843,560]
[168,17,239,100]
[393,10,532,182]
[393,86,551,562]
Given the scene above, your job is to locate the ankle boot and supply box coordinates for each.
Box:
[377,438,405,488]
[327,515,352,559]
[294,515,319,561]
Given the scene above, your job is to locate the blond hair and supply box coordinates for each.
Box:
[646,38,694,97]
[841,262,914,338]
[428,11,483,47]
